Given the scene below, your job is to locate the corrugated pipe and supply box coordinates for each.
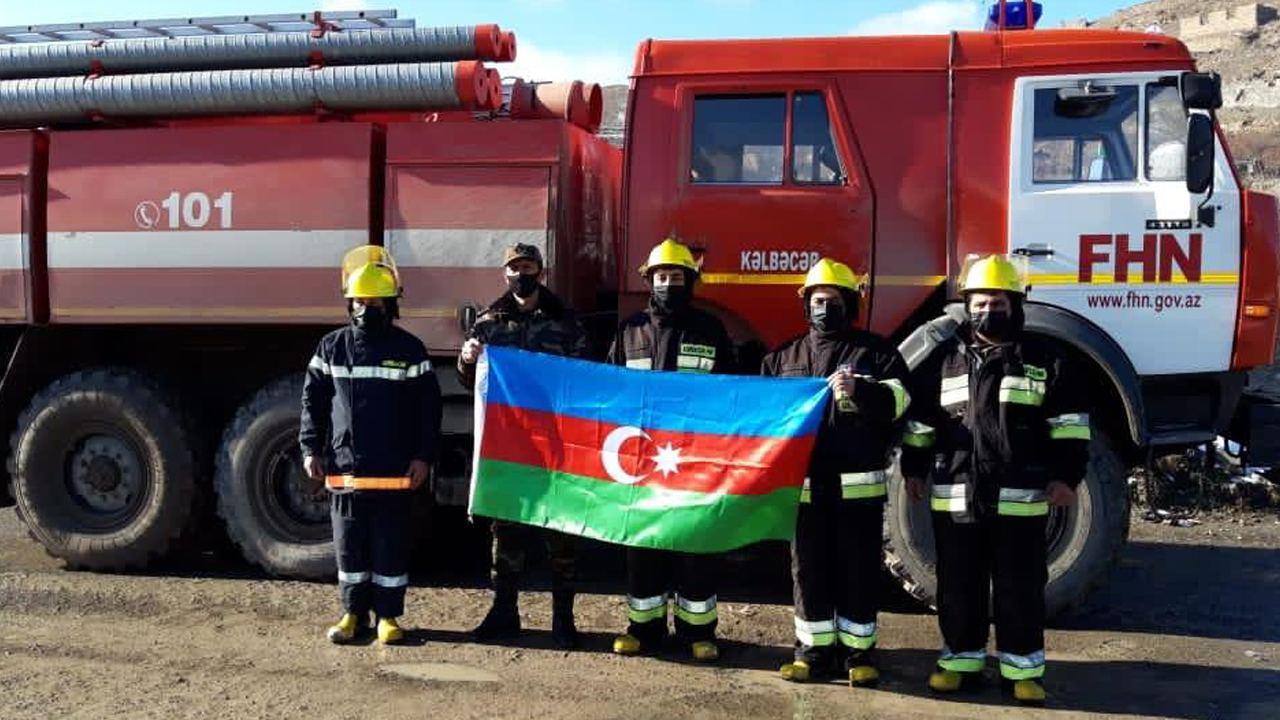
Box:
[0,24,509,79]
[0,60,494,124]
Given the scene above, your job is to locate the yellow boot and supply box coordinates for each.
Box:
[1012,679,1046,705]
[612,633,643,656]
[326,613,362,644]
[929,669,965,693]
[849,665,880,687]
[691,640,719,663]
[377,617,405,645]
[780,660,810,683]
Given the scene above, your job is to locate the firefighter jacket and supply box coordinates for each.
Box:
[761,328,910,502]
[606,303,734,375]
[900,326,1091,520]
[300,323,443,477]
[457,288,589,389]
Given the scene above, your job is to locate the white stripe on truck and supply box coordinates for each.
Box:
[0,233,27,271]
[47,229,367,269]
[385,228,547,268]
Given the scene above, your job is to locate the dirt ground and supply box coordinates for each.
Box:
[2,507,1278,720]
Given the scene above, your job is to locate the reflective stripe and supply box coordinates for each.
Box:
[940,375,969,408]
[999,488,1047,503]
[325,475,412,491]
[1048,412,1091,440]
[675,595,717,614]
[903,420,936,448]
[337,570,370,584]
[998,500,1049,517]
[795,617,837,648]
[372,572,409,588]
[799,477,811,504]
[674,595,718,625]
[836,617,878,650]
[309,355,330,374]
[625,357,653,371]
[326,364,431,381]
[999,376,1045,406]
[879,378,911,420]
[939,647,986,673]
[842,483,887,500]
[676,354,714,373]
[627,594,667,611]
[932,483,967,498]
[931,496,967,513]
[998,650,1046,680]
[841,471,888,498]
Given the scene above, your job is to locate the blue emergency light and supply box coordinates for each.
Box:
[986,1,1043,30]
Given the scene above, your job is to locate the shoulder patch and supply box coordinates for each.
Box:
[1023,364,1048,381]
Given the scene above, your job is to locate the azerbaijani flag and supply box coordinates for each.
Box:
[468,346,830,553]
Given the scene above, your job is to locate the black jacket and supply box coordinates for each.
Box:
[457,288,589,389]
[761,328,910,478]
[606,304,735,374]
[300,323,443,477]
[900,326,1090,516]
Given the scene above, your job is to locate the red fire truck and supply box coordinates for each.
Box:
[0,7,1275,614]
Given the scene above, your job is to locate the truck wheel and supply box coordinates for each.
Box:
[7,369,198,570]
[885,427,1130,618]
[215,375,333,580]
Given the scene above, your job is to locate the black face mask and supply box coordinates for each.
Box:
[507,272,540,299]
[809,304,847,335]
[351,303,390,332]
[651,284,691,315]
[970,309,1013,341]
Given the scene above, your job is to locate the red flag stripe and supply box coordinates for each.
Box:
[479,402,812,496]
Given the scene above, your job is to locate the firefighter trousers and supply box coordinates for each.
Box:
[625,548,718,644]
[332,491,412,620]
[490,520,577,597]
[932,505,1048,681]
[791,495,883,670]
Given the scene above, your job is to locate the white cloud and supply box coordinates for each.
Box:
[501,39,630,86]
[849,1,985,36]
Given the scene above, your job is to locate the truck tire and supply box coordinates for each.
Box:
[215,375,333,580]
[885,427,1130,618]
[7,369,198,570]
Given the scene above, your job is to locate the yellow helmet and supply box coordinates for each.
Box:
[797,258,864,297]
[341,245,401,299]
[960,254,1026,295]
[639,238,700,276]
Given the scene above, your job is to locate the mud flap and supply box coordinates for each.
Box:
[1230,395,1280,466]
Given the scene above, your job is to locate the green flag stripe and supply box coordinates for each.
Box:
[471,459,801,553]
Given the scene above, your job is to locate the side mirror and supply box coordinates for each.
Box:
[1186,114,1215,195]
[458,303,479,334]
[1181,72,1223,110]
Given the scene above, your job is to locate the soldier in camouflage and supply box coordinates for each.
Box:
[458,243,589,649]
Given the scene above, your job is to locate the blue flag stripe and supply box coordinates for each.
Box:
[481,346,829,439]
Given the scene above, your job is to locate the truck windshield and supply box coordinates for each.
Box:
[1032,84,1138,184]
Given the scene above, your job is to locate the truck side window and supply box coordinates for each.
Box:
[791,92,844,184]
[1146,83,1187,181]
[691,95,785,184]
[1032,84,1138,184]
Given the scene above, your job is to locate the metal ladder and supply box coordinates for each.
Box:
[0,9,414,44]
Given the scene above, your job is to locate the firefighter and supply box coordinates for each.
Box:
[458,243,589,649]
[761,258,911,687]
[608,238,735,663]
[300,245,442,646]
[900,255,1090,706]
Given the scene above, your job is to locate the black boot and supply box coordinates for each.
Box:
[551,590,579,650]
[472,587,521,642]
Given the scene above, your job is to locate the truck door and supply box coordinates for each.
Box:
[1007,72,1241,375]
[634,84,871,350]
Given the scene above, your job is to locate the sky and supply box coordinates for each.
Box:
[0,1,1137,84]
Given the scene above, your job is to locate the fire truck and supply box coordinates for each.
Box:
[0,5,1275,615]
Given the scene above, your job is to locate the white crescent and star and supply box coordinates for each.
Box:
[600,426,684,485]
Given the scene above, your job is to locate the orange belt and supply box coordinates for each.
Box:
[325,475,412,491]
